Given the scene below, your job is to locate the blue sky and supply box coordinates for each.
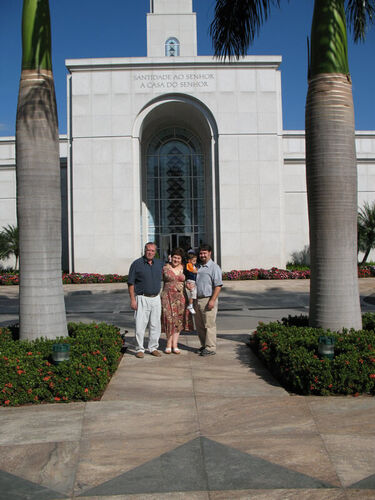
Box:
[1,0,374,136]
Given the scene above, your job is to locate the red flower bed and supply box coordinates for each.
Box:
[0,322,123,406]
[62,273,126,284]
[223,266,375,281]
[0,274,19,285]
[0,273,127,286]
[1,267,375,285]
[222,267,311,280]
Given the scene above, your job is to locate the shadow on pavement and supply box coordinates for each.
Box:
[234,339,283,388]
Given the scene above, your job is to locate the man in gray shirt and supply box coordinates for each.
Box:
[193,244,222,356]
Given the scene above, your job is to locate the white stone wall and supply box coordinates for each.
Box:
[357,132,375,207]
[282,132,309,264]
[151,0,193,14]
[0,138,17,268]
[67,56,284,273]
[70,136,140,273]
[147,0,197,57]
[0,137,68,230]
[283,130,375,265]
[0,138,16,233]
[1,67,374,274]
[0,137,68,269]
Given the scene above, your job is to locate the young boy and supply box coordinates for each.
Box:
[185,252,198,314]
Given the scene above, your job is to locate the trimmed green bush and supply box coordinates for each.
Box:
[250,319,375,396]
[362,312,375,332]
[281,314,309,327]
[286,264,310,271]
[0,322,123,406]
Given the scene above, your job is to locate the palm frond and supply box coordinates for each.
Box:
[0,224,19,262]
[346,0,375,42]
[209,0,281,59]
[358,201,375,258]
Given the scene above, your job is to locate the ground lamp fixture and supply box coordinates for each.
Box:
[318,336,335,360]
[52,343,70,364]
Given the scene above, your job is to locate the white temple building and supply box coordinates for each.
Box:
[1,0,374,273]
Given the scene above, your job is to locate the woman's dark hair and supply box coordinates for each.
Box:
[171,247,185,259]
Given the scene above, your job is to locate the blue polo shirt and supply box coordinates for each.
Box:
[127,256,164,295]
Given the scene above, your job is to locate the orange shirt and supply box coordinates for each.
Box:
[186,262,197,274]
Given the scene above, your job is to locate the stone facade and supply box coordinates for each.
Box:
[1,0,374,272]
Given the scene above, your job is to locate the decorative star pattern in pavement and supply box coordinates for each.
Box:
[0,469,66,500]
[1,436,375,498]
[79,437,335,496]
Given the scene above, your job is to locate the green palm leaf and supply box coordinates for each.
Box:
[0,224,19,269]
[358,201,375,263]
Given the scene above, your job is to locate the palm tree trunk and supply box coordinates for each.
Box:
[306,0,362,330]
[209,0,369,331]
[16,0,67,340]
[361,248,371,265]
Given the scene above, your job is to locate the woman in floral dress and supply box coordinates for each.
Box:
[161,248,189,354]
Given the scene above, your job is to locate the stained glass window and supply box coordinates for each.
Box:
[146,128,205,256]
[165,37,180,57]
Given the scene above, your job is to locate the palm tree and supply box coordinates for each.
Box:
[358,201,375,264]
[210,0,375,331]
[16,0,67,340]
[0,224,19,270]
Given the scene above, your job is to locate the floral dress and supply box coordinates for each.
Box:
[161,265,190,337]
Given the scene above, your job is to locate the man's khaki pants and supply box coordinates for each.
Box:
[134,295,161,352]
[195,297,218,352]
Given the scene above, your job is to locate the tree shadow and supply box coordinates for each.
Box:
[16,79,58,140]
[218,285,310,310]
[227,335,285,389]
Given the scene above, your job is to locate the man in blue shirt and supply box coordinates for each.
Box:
[128,242,164,358]
[193,244,222,356]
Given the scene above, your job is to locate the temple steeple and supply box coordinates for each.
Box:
[147,0,197,57]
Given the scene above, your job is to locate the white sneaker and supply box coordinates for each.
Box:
[187,304,196,314]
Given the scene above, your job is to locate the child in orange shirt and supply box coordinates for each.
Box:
[185,252,198,314]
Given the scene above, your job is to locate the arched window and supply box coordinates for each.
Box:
[146,127,205,257]
[165,37,180,57]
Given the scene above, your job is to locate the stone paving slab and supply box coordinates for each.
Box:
[1,280,375,498]
[2,332,375,498]
[0,403,86,446]
[2,278,375,330]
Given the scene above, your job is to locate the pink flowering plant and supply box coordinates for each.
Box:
[0,273,20,285]
[250,314,375,396]
[2,267,375,285]
[0,273,128,286]
[223,266,375,281]
[0,322,123,406]
[62,273,127,284]
[222,268,311,280]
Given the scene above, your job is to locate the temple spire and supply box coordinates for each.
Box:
[147,0,197,57]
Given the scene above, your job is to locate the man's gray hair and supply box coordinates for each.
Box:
[144,242,157,250]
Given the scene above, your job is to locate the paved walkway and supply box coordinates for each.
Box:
[1,280,375,499]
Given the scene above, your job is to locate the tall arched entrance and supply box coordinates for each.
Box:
[138,96,218,261]
[146,127,205,260]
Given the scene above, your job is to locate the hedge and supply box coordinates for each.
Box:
[0,322,123,406]
[250,313,375,396]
